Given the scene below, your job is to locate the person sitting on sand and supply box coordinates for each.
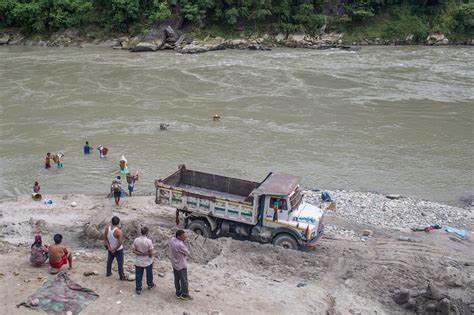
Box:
[30,235,49,267]
[48,234,72,274]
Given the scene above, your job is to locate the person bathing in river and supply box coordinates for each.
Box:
[33,182,40,193]
[128,172,138,197]
[30,235,49,267]
[45,153,51,169]
[48,234,73,274]
[111,176,122,206]
[32,181,41,200]
[97,145,105,158]
[84,141,92,155]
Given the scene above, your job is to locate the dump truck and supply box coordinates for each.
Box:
[155,165,324,250]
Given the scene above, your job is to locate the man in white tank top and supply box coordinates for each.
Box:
[103,216,125,280]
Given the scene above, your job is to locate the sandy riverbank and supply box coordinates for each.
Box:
[0,192,473,314]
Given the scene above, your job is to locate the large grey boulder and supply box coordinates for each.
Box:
[0,34,9,45]
[165,25,179,42]
[131,42,162,52]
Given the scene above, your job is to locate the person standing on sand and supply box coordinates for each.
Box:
[169,229,193,300]
[84,141,92,155]
[132,226,155,295]
[128,173,138,197]
[45,153,51,169]
[104,216,125,280]
[111,176,122,206]
[48,234,73,274]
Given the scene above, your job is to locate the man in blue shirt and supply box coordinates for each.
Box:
[84,141,92,154]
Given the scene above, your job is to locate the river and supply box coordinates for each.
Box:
[0,46,472,204]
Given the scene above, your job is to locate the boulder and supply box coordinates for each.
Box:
[288,34,306,43]
[178,44,210,54]
[97,39,120,47]
[393,289,410,305]
[0,34,9,45]
[175,34,186,47]
[274,33,286,42]
[8,34,24,45]
[48,35,72,47]
[437,298,450,315]
[404,298,417,311]
[131,42,161,52]
[165,25,179,42]
[425,283,442,300]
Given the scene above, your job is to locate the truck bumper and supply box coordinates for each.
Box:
[302,225,324,249]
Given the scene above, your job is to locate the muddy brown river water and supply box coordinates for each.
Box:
[0,46,472,204]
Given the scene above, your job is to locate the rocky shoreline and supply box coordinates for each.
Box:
[304,189,474,230]
[1,24,472,54]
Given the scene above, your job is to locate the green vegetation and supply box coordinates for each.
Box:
[0,0,472,42]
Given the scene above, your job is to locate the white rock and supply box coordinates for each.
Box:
[71,201,77,207]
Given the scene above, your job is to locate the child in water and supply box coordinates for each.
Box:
[32,181,42,201]
[56,153,63,169]
[33,182,40,193]
[45,153,51,169]
[97,145,105,158]
[128,173,138,197]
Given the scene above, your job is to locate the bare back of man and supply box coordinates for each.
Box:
[48,244,72,273]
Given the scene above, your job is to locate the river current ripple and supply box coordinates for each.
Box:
[0,46,472,205]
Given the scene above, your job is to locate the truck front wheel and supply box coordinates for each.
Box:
[187,220,211,238]
[272,234,299,250]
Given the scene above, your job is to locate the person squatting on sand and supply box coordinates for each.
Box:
[30,235,49,267]
[48,234,73,273]
[170,229,193,300]
[104,216,125,280]
[132,226,155,295]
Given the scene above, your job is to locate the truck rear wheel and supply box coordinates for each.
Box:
[272,234,299,250]
[187,220,211,238]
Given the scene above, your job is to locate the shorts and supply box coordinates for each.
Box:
[128,185,134,193]
[49,253,68,269]
[114,191,121,198]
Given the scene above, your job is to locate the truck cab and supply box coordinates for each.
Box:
[252,173,324,249]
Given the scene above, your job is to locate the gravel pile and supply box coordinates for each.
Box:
[304,190,474,230]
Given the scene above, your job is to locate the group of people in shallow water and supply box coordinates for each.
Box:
[35,141,139,206]
[30,216,193,300]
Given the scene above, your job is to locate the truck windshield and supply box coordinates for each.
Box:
[289,187,303,210]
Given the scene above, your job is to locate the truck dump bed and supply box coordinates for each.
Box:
[160,165,260,203]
